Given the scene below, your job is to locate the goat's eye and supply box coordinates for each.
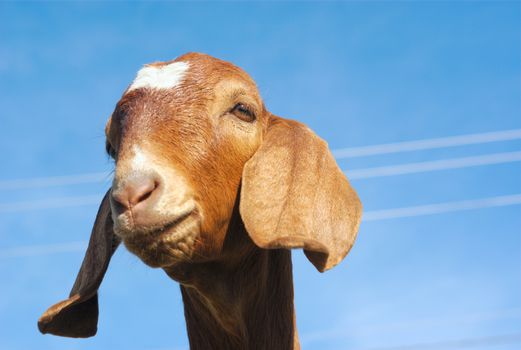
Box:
[106,142,117,159]
[231,103,256,123]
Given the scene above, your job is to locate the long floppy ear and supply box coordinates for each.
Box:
[38,190,120,338]
[240,116,362,272]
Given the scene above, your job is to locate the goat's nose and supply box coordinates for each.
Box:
[111,175,159,213]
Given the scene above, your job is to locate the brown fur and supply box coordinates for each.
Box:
[37,53,362,349]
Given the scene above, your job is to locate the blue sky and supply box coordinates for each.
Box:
[0,1,520,350]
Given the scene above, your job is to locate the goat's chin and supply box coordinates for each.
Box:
[118,213,202,268]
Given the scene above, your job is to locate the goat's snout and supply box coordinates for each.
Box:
[111,173,161,219]
[109,144,198,245]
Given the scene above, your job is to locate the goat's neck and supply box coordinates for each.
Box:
[164,219,300,350]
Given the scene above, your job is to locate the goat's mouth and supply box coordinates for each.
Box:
[120,210,202,268]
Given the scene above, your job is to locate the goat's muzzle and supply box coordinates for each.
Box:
[109,172,202,267]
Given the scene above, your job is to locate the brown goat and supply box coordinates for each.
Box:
[37,53,362,350]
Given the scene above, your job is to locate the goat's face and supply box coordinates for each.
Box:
[106,53,266,267]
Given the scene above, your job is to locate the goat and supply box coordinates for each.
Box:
[37,52,362,350]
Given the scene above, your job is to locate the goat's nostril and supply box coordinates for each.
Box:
[112,176,159,212]
[134,181,157,204]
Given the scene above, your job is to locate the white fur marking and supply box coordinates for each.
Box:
[128,61,189,91]
[128,146,193,216]
[131,146,150,171]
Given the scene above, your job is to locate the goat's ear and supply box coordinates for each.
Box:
[38,190,120,338]
[240,116,362,272]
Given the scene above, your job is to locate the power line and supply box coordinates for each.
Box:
[1,192,520,217]
[0,195,101,213]
[364,194,521,221]
[2,150,519,213]
[333,128,521,159]
[0,172,110,191]
[346,151,521,179]
[0,150,519,200]
[0,241,87,259]
[2,194,520,258]
[1,129,520,191]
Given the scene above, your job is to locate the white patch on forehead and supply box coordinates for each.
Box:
[128,61,189,92]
